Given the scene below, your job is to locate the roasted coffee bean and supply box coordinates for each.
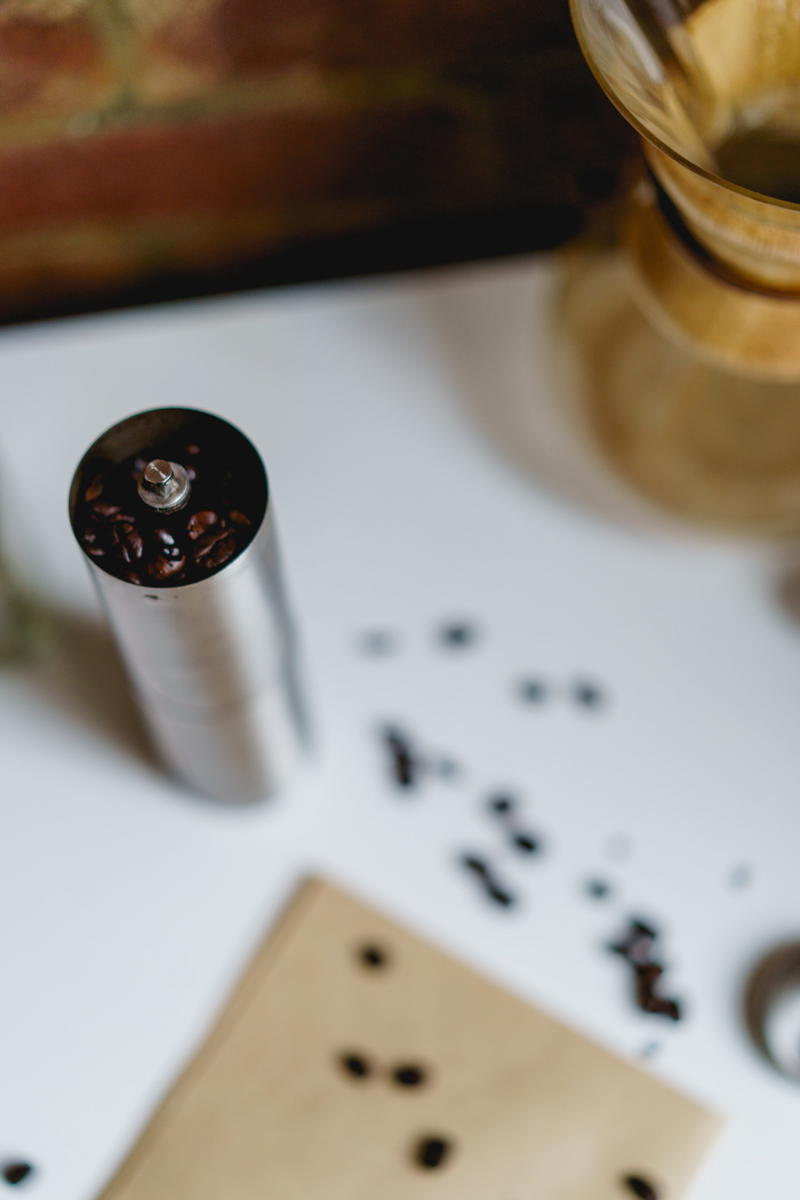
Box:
[92,502,121,518]
[380,726,418,789]
[229,509,251,527]
[438,621,478,648]
[358,943,389,970]
[84,476,103,502]
[113,521,144,563]
[622,1174,659,1199]
[187,510,219,540]
[573,679,605,708]
[1,1162,34,1186]
[392,1063,427,1087]
[516,677,548,703]
[201,531,237,569]
[185,443,200,455]
[487,792,516,816]
[414,1137,452,1170]
[460,854,489,876]
[147,553,187,581]
[511,831,541,855]
[584,878,613,901]
[339,1052,372,1080]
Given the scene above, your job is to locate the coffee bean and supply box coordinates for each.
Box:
[380,726,418,789]
[187,510,219,540]
[201,531,237,569]
[92,502,121,518]
[573,680,605,708]
[414,1136,452,1170]
[392,1064,427,1088]
[358,943,389,970]
[487,884,516,907]
[460,854,489,876]
[437,621,478,649]
[113,521,144,564]
[339,1052,372,1080]
[147,553,187,581]
[1,1162,34,1186]
[622,1174,659,1199]
[229,509,252,527]
[585,878,613,900]
[84,476,103,502]
[487,792,516,816]
[511,831,541,855]
[516,677,548,704]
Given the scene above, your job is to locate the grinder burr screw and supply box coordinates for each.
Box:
[137,458,192,513]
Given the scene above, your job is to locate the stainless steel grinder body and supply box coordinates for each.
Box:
[69,408,310,802]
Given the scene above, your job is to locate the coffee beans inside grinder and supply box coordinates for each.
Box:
[69,407,311,802]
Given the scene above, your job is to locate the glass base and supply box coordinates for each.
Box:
[557,246,800,536]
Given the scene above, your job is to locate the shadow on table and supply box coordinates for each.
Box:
[26,605,158,772]
[417,259,678,540]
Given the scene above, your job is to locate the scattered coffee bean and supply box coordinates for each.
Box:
[610,918,684,1022]
[392,1063,427,1088]
[460,854,489,876]
[516,677,548,704]
[573,680,605,708]
[511,831,541,855]
[585,878,613,901]
[414,1136,452,1170]
[622,1174,659,1199]
[459,853,517,909]
[339,1052,372,1080]
[437,621,478,649]
[358,943,389,970]
[487,792,516,816]
[359,629,397,656]
[487,884,516,908]
[1,1162,33,1186]
[380,725,419,789]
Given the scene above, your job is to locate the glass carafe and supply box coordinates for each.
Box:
[566,0,800,533]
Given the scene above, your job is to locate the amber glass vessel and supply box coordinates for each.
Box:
[566,0,800,533]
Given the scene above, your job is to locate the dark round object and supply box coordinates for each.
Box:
[2,1163,34,1186]
[622,1174,659,1199]
[585,878,612,900]
[358,943,389,970]
[460,854,489,876]
[437,621,478,649]
[339,1052,371,1080]
[516,677,548,704]
[414,1136,452,1170]
[512,832,540,855]
[392,1063,427,1088]
[573,680,605,709]
[487,793,515,816]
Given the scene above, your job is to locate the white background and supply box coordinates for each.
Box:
[1,257,799,1198]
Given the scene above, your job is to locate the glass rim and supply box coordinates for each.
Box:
[569,0,800,214]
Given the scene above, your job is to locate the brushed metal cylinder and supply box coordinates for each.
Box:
[69,408,310,803]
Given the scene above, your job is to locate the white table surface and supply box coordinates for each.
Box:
[1,255,799,1199]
